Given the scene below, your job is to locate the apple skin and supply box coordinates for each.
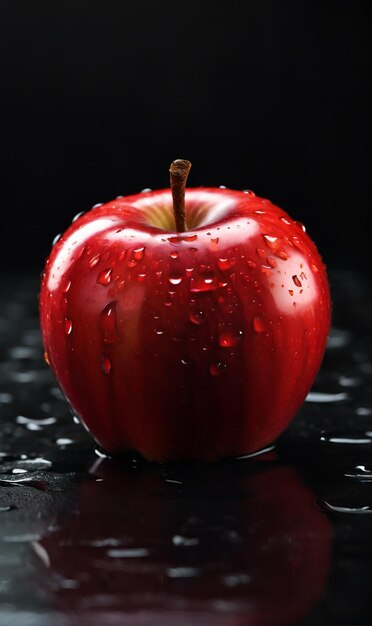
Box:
[39,188,331,461]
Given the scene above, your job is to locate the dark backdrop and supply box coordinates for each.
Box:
[0,0,370,271]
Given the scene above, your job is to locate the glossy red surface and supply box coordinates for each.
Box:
[39,188,331,460]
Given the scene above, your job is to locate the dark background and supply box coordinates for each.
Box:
[0,0,370,271]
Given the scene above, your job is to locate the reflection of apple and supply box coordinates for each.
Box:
[40,160,331,461]
[40,458,332,625]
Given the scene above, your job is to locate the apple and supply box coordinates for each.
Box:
[39,160,331,461]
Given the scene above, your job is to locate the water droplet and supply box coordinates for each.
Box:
[246,259,257,269]
[189,309,206,324]
[190,276,217,292]
[89,254,101,268]
[168,236,181,244]
[44,351,50,366]
[97,268,113,286]
[217,257,236,271]
[292,236,306,252]
[266,257,277,268]
[296,221,306,232]
[321,501,372,515]
[345,466,372,481]
[56,438,74,446]
[167,567,201,578]
[183,234,197,243]
[62,280,71,294]
[253,210,265,214]
[210,361,227,376]
[100,302,120,343]
[172,535,199,546]
[133,247,145,261]
[291,274,302,288]
[155,328,164,335]
[137,273,146,282]
[185,267,194,277]
[275,250,288,260]
[141,188,152,193]
[211,237,219,244]
[92,203,103,209]
[170,251,179,259]
[107,548,150,558]
[263,234,277,245]
[169,275,183,285]
[306,391,348,403]
[253,316,265,333]
[64,318,73,335]
[52,233,62,246]
[256,248,267,258]
[280,217,291,225]
[218,329,243,347]
[101,355,112,375]
[72,211,85,223]
[219,185,227,189]
[242,189,255,195]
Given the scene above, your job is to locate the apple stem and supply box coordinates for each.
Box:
[169,159,192,232]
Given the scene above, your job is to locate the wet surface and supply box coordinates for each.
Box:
[1,271,372,625]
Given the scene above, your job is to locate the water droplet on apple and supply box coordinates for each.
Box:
[295,221,306,232]
[43,351,50,366]
[266,257,277,268]
[72,211,85,223]
[63,280,71,293]
[183,234,198,243]
[218,329,243,347]
[256,248,267,258]
[210,361,227,376]
[292,236,306,252]
[169,275,183,285]
[275,250,288,261]
[253,316,265,333]
[92,203,103,209]
[292,275,302,287]
[137,273,146,282]
[89,254,101,268]
[190,276,217,292]
[52,233,61,246]
[217,257,236,271]
[99,302,120,343]
[101,354,111,375]
[97,268,113,286]
[133,247,145,261]
[170,251,179,259]
[155,328,164,335]
[246,259,257,269]
[141,188,152,193]
[64,318,73,335]
[280,217,291,225]
[189,309,206,324]
[242,189,255,195]
[219,185,227,189]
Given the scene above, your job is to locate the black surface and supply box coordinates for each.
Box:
[0,1,371,271]
[1,271,372,626]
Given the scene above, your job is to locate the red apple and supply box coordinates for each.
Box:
[39,161,331,461]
